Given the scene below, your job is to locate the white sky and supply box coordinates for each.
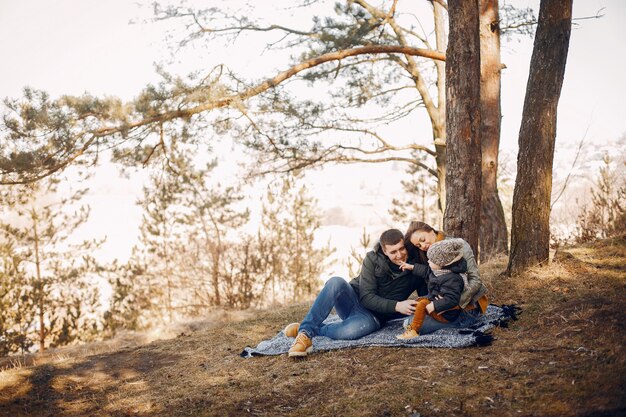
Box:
[1,0,625,274]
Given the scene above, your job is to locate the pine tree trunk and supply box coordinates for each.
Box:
[479,0,509,261]
[444,0,482,256]
[433,1,447,225]
[212,250,221,306]
[32,211,45,352]
[507,0,573,275]
[163,230,174,323]
[198,215,222,307]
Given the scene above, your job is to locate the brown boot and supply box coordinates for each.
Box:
[283,322,300,338]
[396,329,419,339]
[397,298,430,339]
[288,333,312,357]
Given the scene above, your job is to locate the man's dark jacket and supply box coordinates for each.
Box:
[349,243,428,322]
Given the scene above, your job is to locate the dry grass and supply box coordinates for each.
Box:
[0,309,257,373]
[1,237,625,417]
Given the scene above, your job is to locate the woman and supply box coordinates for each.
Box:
[402,221,489,334]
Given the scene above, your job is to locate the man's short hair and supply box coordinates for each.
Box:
[380,229,404,249]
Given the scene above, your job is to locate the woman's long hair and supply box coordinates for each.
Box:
[404,221,439,265]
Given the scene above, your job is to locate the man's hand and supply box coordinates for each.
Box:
[395,299,417,315]
[426,302,435,314]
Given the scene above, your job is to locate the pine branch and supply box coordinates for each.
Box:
[1,45,444,185]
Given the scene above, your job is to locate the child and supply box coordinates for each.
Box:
[396,239,466,339]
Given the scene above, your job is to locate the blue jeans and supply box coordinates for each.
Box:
[299,276,381,340]
[417,309,481,335]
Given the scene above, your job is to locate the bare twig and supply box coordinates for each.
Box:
[551,125,589,209]
[573,8,605,22]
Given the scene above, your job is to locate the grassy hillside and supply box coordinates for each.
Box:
[1,237,625,417]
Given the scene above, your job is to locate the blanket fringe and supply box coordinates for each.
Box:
[240,348,256,358]
[473,331,493,347]
[499,304,522,320]
[493,304,522,328]
[469,304,521,329]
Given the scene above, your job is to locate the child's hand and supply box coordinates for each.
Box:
[426,302,435,314]
[399,262,414,271]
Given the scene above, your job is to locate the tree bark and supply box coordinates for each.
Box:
[444,0,482,256]
[507,0,573,275]
[479,0,509,261]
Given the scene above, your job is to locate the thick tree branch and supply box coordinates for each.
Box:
[97,45,444,134]
[251,154,437,178]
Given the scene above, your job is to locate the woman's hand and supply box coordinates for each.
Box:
[426,302,435,314]
[395,299,417,315]
[399,262,414,271]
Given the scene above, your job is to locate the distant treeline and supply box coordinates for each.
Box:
[0,158,332,356]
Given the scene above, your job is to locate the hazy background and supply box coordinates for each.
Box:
[1,0,624,278]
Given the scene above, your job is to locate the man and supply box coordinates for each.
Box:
[285,228,428,357]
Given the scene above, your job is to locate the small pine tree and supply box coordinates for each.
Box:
[388,152,440,227]
[101,260,152,337]
[131,147,251,318]
[135,169,185,324]
[0,242,36,355]
[177,157,250,309]
[0,176,102,352]
[575,153,626,242]
[345,227,371,277]
[255,175,335,304]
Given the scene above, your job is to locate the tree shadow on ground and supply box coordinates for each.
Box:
[0,345,181,417]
